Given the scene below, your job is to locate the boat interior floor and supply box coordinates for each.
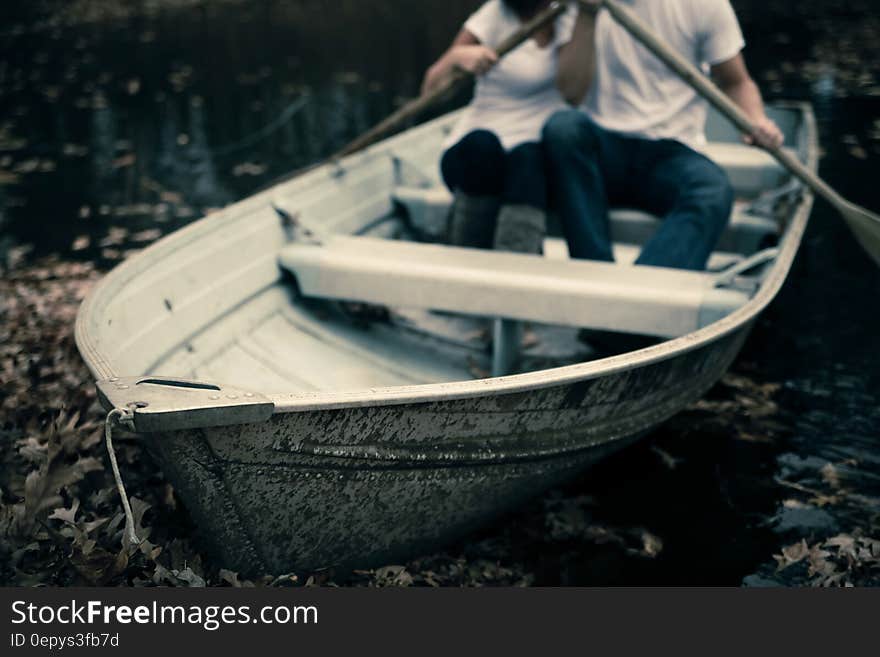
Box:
[150,131,805,394]
[110,109,808,397]
[158,202,784,395]
[155,279,606,394]
[159,245,775,396]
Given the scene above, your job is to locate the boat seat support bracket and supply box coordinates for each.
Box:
[714,247,780,291]
[746,178,804,219]
[96,377,275,433]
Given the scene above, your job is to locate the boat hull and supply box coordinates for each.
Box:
[75,102,817,574]
[149,326,749,573]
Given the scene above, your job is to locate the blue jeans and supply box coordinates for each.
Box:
[441,130,547,209]
[542,110,734,271]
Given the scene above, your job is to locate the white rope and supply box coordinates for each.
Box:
[104,406,141,547]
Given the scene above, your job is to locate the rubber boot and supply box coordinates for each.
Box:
[492,204,546,254]
[448,193,500,249]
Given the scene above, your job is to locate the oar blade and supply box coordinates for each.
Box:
[841,202,880,267]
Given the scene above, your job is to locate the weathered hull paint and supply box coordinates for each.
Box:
[150,327,748,573]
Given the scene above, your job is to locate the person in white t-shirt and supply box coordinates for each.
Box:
[421,0,576,254]
[543,0,784,271]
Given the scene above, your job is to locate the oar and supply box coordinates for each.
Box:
[334,1,568,159]
[587,0,880,266]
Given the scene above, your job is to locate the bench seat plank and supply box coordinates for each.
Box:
[279,236,751,338]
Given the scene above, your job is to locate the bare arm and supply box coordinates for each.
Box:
[556,3,600,105]
[711,53,784,149]
[421,29,498,96]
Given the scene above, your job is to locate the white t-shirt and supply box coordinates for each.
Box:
[583,0,745,150]
[445,0,577,151]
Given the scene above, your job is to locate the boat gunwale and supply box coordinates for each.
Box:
[75,102,818,416]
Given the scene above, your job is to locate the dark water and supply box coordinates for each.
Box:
[0,0,477,262]
[1,0,878,584]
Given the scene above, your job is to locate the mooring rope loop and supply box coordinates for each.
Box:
[104,404,141,548]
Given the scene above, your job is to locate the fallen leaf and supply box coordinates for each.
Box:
[71,235,90,251]
[775,540,810,571]
[640,532,664,558]
[19,428,103,537]
[112,153,136,169]
[48,498,80,525]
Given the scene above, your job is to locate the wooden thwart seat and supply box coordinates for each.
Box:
[278,236,753,340]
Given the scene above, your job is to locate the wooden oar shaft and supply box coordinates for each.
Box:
[335,1,567,158]
[592,0,845,208]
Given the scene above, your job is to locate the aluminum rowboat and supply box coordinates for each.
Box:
[76,103,817,574]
